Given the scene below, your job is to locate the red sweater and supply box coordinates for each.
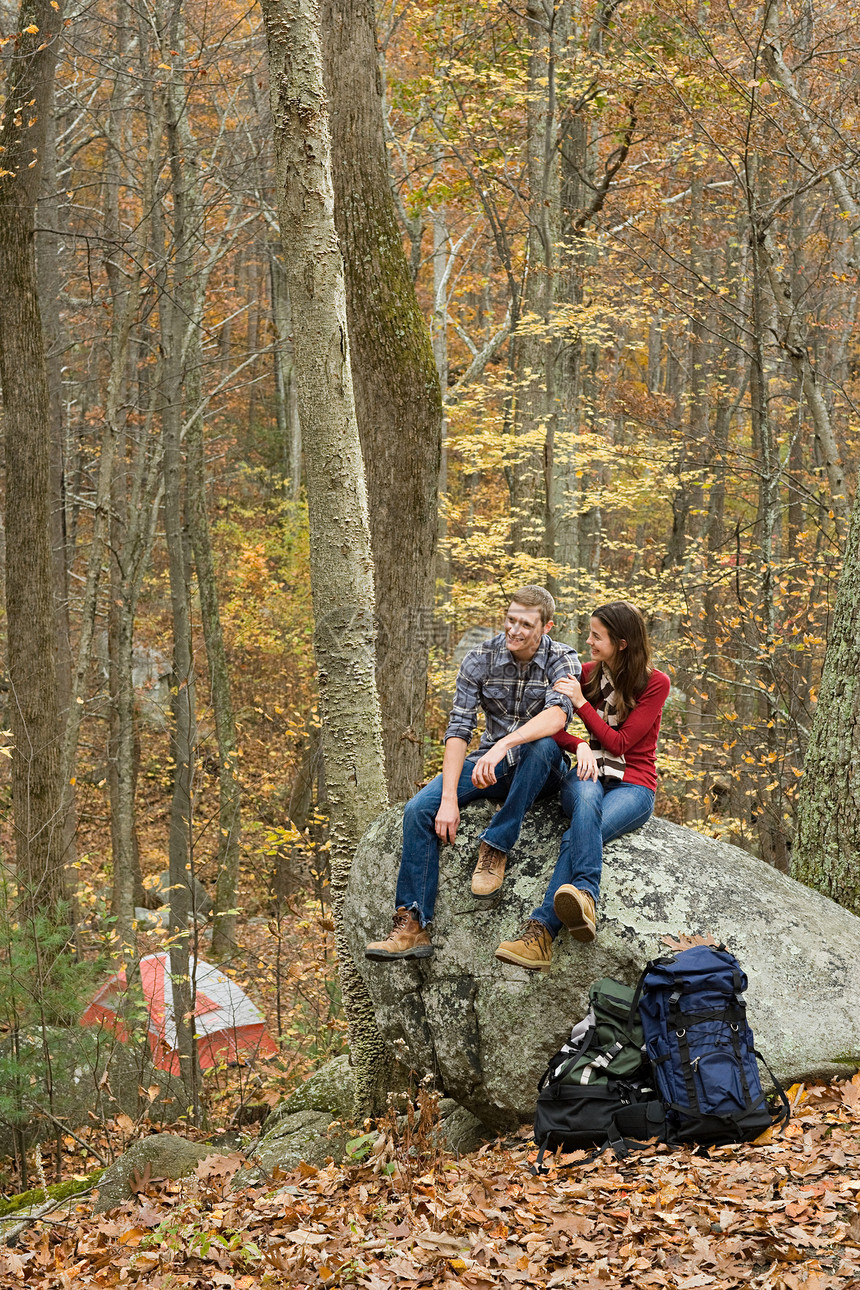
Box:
[554,662,671,791]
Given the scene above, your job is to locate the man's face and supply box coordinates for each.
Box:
[503,602,549,661]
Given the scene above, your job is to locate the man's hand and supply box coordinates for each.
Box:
[576,742,599,781]
[471,743,509,788]
[435,798,460,845]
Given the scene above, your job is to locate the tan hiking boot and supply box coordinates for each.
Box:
[553,885,597,943]
[365,908,433,961]
[471,840,507,898]
[495,920,553,972]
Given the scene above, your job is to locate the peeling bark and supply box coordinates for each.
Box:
[0,0,67,909]
[792,489,860,911]
[322,0,442,802]
[261,0,390,1115]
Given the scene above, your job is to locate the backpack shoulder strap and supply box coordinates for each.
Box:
[754,1049,792,1131]
[537,1024,598,1092]
[628,955,670,1025]
[531,1126,659,1176]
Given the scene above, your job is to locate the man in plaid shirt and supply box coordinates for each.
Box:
[366,586,581,961]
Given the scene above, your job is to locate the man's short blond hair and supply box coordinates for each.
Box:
[508,585,555,627]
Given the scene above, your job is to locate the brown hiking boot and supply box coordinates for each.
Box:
[495,920,553,972]
[365,908,433,961]
[471,840,507,898]
[553,885,597,943]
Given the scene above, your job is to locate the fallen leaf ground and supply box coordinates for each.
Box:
[2,1079,860,1289]
[2,682,857,1288]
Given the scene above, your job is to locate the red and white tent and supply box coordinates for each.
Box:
[82,953,277,1075]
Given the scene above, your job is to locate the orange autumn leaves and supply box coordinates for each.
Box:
[3,1075,860,1289]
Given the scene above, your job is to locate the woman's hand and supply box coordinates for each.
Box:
[576,742,599,781]
[555,674,585,707]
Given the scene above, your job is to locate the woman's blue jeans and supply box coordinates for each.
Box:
[531,775,655,938]
[394,736,568,927]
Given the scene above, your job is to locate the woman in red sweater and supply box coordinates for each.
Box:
[496,601,670,971]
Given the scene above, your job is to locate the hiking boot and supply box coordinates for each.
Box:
[553,885,597,943]
[495,920,553,972]
[471,840,507,898]
[365,908,433,961]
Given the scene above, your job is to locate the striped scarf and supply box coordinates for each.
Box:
[589,665,626,781]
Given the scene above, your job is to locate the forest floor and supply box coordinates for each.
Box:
[1,673,856,1287]
[0,1076,859,1288]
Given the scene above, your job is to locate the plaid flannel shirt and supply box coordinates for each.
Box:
[444,632,582,768]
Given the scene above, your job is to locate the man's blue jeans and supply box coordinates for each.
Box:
[531,775,655,938]
[395,737,568,927]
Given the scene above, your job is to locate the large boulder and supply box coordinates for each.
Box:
[245,1053,494,1177]
[347,801,860,1129]
[243,1054,356,1178]
[94,1134,215,1212]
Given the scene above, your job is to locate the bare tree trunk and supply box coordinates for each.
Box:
[57,274,136,892]
[511,0,559,562]
[553,0,633,605]
[792,487,860,910]
[108,555,143,936]
[763,10,860,268]
[154,15,244,960]
[160,344,199,1114]
[759,227,847,535]
[107,1,164,938]
[162,366,199,1116]
[269,247,302,499]
[36,106,76,869]
[431,190,451,595]
[0,0,66,910]
[159,0,200,1118]
[108,399,163,937]
[187,348,243,959]
[321,0,442,803]
[262,0,390,1115]
[748,174,787,870]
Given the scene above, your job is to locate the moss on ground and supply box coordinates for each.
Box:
[0,1167,104,1218]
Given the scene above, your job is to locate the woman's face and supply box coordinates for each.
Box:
[587,616,624,669]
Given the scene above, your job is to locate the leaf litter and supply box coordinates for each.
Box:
[2,1076,860,1288]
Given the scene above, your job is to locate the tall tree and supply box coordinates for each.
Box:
[36,101,75,868]
[156,0,206,1116]
[510,0,560,562]
[791,490,860,911]
[161,14,244,961]
[261,0,391,1114]
[103,0,156,943]
[0,0,66,909]
[321,0,442,803]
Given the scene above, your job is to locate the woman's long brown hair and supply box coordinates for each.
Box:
[582,601,653,721]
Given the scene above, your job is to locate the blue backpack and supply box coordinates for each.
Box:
[636,946,790,1147]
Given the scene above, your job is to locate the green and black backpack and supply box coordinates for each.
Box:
[533,977,665,1168]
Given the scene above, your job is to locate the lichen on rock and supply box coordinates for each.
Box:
[347,801,860,1126]
[94,1134,215,1212]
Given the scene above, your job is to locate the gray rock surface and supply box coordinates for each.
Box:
[94,1134,215,1212]
[251,1107,350,1175]
[452,627,494,668]
[244,1054,356,1178]
[347,801,860,1128]
[152,870,213,920]
[271,1053,355,1119]
[436,1099,494,1155]
[247,1054,493,1175]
